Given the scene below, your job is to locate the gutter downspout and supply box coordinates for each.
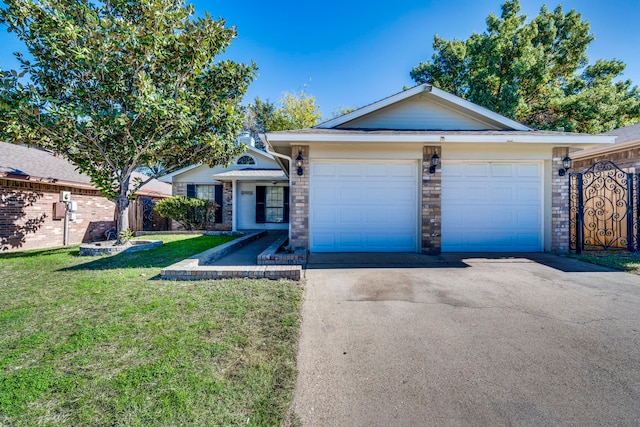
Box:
[263,134,293,245]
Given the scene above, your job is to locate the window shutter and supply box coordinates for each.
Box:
[255,186,266,223]
[214,185,223,223]
[283,186,290,224]
[186,184,196,198]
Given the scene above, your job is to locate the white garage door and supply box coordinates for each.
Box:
[442,162,543,252]
[310,160,418,252]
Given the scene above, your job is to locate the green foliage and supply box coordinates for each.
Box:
[410,0,640,133]
[332,105,356,118]
[0,0,256,238]
[118,228,134,243]
[154,196,218,230]
[246,90,322,135]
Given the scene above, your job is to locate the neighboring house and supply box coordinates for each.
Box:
[0,142,171,252]
[159,134,289,232]
[262,84,613,254]
[572,123,640,171]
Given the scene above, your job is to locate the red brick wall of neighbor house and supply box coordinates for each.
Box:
[1,179,115,252]
[573,147,640,172]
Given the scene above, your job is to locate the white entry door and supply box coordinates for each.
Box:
[310,160,419,252]
[442,162,543,252]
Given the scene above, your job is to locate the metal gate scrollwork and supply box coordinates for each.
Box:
[569,160,639,253]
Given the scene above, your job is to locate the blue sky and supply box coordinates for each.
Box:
[1,1,639,119]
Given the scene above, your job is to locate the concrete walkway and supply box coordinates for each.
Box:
[209,230,286,266]
[295,253,640,426]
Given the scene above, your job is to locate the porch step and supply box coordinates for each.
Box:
[160,230,301,281]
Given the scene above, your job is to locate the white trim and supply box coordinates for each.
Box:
[316,83,532,131]
[429,86,531,131]
[157,164,201,182]
[266,132,614,145]
[571,137,640,160]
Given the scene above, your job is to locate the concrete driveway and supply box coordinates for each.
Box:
[294,253,640,426]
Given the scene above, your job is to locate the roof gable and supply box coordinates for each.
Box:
[160,146,284,183]
[317,84,530,131]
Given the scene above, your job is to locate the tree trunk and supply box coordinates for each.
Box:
[115,177,131,245]
[115,195,130,245]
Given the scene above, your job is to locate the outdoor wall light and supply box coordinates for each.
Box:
[296,151,304,176]
[429,153,440,174]
[559,156,572,177]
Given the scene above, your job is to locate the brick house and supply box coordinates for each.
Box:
[159,135,289,232]
[0,142,171,252]
[262,84,613,254]
[572,123,640,171]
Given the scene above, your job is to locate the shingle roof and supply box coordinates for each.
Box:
[0,142,171,196]
[0,142,91,184]
[603,123,640,144]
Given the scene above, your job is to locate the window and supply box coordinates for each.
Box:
[236,155,255,165]
[186,184,223,223]
[256,186,289,223]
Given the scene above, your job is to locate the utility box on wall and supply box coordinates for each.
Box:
[53,202,66,220]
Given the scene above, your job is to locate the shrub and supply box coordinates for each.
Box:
[154,196,219,230]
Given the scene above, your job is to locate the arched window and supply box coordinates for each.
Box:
[236,155,256,165]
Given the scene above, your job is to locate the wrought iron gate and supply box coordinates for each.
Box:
[569,161,639,253]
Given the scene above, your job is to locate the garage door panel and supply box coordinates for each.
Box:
[442,162,543,252]
[517,186,541,202]
[311,160,418,252]
[517,163,541,178]
[467,164,490,176]
[491,163,514,177]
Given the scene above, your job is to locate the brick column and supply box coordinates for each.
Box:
[221,181,233,230]
[290,145,309,251]
[552,147,570,253]
[422,146,442,254]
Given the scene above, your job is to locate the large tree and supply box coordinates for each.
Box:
[0,0,256,243]
[246,90,322,137]
[410,0,640,133]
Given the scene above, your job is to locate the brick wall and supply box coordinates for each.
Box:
[289,145,309,250]
[551,147,570,253]
[422,146,442,254]
[573,147,640,172]
[1,179,115,252]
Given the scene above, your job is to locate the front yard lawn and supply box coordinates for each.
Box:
[0,234,302,426]
[571,252,640,275]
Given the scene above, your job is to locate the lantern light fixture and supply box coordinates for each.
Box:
[429,153,440,174]
[559,156,572,176]
[296,151,304,176]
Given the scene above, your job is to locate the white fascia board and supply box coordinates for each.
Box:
[265,133,615,145]
[157,163,201,182]
[571,137,640,159]
[428,86,531,131]
[315,84,430,128]
[245,144,275,160]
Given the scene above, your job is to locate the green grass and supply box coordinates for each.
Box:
[571,252,640,275]
[0,235,302,426]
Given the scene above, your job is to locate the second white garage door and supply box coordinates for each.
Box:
[442,162,543,252]
[310,160,419,252]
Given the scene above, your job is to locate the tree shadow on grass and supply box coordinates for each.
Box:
[0,246,79,259]
[59,235,228,272]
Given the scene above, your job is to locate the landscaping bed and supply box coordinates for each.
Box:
[0,234,302,426]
